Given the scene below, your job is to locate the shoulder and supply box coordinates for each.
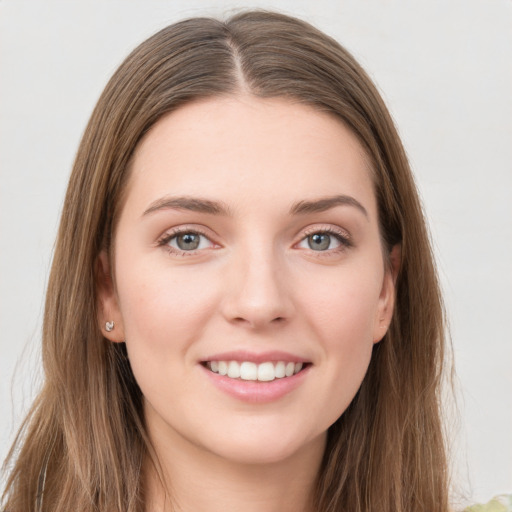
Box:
[465,495,512,512]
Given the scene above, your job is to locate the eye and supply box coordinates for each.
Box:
[158,229,216,254]
[311,233,338,251]
[296,229,350,252]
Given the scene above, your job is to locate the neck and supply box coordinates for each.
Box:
[143,423,325,512]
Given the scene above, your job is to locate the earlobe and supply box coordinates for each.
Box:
[373,244,401,344]
[96,250,125,343]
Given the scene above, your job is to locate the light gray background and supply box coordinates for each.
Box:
[1,0,511,507]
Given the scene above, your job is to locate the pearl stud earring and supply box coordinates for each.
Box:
[105,321,115,332]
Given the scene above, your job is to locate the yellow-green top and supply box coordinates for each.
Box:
[465,495,512,512]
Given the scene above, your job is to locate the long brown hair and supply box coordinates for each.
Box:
[2,11,449,512]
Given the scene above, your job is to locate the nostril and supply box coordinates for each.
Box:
[230,315,286,327]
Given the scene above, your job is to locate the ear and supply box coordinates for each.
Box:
[96,250,125,343]
[373,244,401,344]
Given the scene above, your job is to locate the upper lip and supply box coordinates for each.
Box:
[200,350,311,364]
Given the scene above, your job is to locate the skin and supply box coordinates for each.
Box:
[98,95,397,512]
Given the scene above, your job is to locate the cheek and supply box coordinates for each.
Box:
[317,285,378,377]
[298,265,382,412]
[114,256,220,361]
[113,261,224,409]
[301,263,383,343]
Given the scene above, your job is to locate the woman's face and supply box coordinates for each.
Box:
[99,96,396,465]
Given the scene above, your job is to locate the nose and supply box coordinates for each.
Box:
[220,245,295,330]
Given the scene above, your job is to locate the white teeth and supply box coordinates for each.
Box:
[227,361,241,378]
[275,361,286,378]
[257,362,275,381]
[218,361,228,376]
[207,360,305,381]
[240,362,257,380]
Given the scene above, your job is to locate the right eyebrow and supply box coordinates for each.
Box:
[290,194,369,219]
[142,195,232,217]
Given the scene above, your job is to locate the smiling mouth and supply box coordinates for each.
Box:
[203,360,308,382]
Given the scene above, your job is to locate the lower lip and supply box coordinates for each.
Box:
[200,364,310,403]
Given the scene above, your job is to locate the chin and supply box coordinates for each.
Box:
[200,424,326,466]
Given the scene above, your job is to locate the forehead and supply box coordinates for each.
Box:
[124,95,376,218]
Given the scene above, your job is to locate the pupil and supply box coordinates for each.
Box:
[308,233,330,251]
[177,233,200,250]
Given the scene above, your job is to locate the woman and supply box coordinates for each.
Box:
[2,10,456,512]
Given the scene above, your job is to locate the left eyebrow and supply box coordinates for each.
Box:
[142,195,232,217]
[289,194,369,219]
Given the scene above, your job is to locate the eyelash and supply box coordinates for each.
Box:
[157,227,216,257]
[157,225,352,257]
[299,226,352,256]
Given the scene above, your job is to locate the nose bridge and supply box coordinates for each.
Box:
[221,236,293,327]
